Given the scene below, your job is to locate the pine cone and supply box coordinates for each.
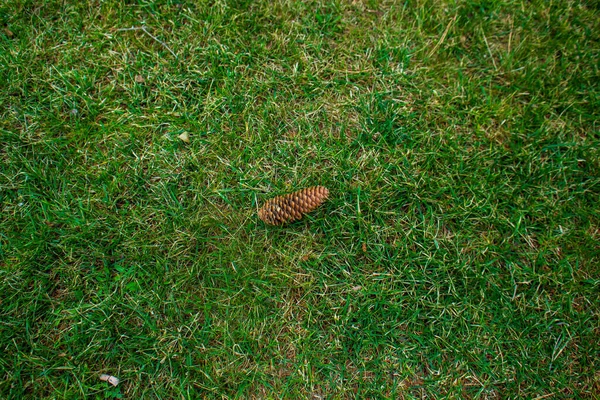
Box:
[258,186,329,225]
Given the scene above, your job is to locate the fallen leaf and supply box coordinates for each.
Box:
[178,132,190,143]
[99,374,120,387]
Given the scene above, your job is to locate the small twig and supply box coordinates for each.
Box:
[117,25,177,58]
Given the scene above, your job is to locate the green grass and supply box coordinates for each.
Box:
[1,0,599,398]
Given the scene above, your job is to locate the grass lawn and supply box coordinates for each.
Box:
[1,0,599,398]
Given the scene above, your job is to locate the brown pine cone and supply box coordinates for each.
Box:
[258,186,329,225]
